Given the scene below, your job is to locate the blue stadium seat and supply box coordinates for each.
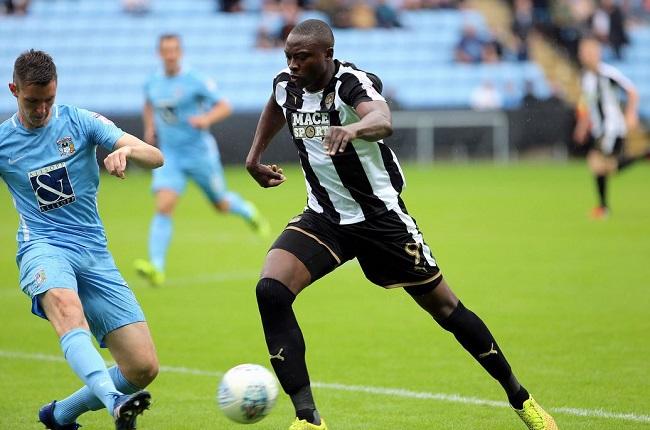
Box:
[0,4,557,114]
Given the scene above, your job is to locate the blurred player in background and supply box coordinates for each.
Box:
[574,36,649,219]
[134,33,269,286]
[0,50,160,430]
[246,20,558,430]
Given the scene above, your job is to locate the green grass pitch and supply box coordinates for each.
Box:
[0,162,648,429]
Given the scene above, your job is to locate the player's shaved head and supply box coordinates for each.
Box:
[13,49,57,87]
[289,19,334,49]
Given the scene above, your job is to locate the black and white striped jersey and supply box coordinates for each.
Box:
[272,60,406,225]
[581,63,635,146]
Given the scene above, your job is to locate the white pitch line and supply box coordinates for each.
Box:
[1,349,649,424]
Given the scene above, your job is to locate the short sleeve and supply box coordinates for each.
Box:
[603,64,636,93]
[338,70,386,108]
[196,74,222,106]
[77,108,125,151]
[272,71,290,106]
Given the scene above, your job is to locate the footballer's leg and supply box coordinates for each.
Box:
[39,289,124,423]
[135,158,186,287]
[587,146,617,219]
[135,188,178,286]
[193,152,270,237]
[105,323,157,430]
[20,244,123,429]
[47,326,156,429]
[52,251,156,429]
[407,280,557,429]
[256,218,341,429]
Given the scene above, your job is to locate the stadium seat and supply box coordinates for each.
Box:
[0,2,559,115]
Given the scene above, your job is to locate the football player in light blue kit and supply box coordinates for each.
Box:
[134,33,269,286]
[0,50,163,430]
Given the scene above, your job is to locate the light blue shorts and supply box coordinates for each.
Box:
[152,144,228,203]
[18,242,146,347]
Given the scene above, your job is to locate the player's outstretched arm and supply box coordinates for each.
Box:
[323,100,392,155]
[246,95,287,188]
[104,133,164,179]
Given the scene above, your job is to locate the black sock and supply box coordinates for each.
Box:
[596,175,607,208]
[508,385,530,409]
[256,278,319,422]
[296,407,321,425]
[438,302,523,400]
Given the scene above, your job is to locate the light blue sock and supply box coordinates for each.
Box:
[149,213,172,272]
[224,191,254,221]
[54,366,140,425]
[59,329,120,416]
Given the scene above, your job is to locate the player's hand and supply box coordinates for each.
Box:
[104,146,132,179]
[246,163,286,188]
[188,115,210,129]
[323,126,356,155]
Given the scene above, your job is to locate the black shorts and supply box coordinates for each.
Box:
[586,135,625,156]
[270,207,442,289]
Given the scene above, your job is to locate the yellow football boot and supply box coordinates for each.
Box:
[515,396,558,430]
[288,418,328,430]
[134,259,165,287]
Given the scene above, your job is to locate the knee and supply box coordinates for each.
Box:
[155,194,177,215]
[256,278,295,310]
[214,199,230,213]
[407,278,458,321]
[437,301,467,332]
[55,300,85,323]
[156,205,175,216]
[123,356,159,388]
[41,290,86,333]
[430,300,458,323]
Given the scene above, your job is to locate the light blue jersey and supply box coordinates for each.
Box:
[144,68,221,157]
[1,105,145,345]
[140,68,259,274]
[0,105,124,253]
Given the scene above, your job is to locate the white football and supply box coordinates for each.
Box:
[217,363,279,424]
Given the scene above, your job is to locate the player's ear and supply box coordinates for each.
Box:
[8,82,18,97]
[325,46,334,60]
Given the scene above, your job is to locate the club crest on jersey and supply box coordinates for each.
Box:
[35,268,47,287]
[291,112,330,139]
[324,92,335,109]
[56,136,75,157]
[28,162,76,212]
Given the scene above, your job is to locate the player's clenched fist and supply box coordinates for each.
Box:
[104,146,132,179]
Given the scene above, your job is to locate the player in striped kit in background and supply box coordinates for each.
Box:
[574,36,649,219]
[245,19,558,430]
